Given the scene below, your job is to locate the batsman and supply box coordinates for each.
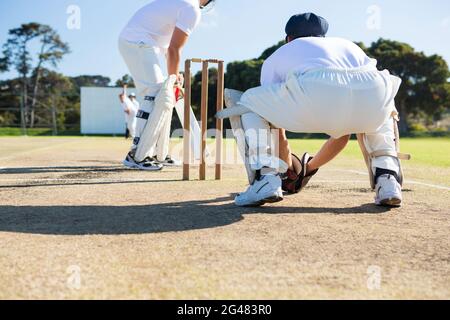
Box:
[218,13,410,208]
[118,0,216,171]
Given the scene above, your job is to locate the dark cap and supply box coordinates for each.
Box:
[285,13,329,39]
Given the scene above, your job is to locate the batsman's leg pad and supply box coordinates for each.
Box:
[134,75,177,162]
[132,96,155,151]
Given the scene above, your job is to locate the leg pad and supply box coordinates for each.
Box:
[357,115,411,189]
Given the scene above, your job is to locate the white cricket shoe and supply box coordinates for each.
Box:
[123,153,163,171]
[235,174,284,207]
[146,155,182,167]
[159,156,182,167]
[375,174,402,207]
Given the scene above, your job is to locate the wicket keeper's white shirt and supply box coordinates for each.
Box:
[260,37,377,85]
[120,0,201,49]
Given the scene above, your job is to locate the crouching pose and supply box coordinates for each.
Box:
[118,0,216,171]
[218,13,410,207]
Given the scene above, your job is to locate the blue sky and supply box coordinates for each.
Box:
[1,0,449,83]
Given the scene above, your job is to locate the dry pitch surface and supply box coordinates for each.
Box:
[0,137,449,299]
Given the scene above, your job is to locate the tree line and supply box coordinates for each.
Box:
[0,22,449,134]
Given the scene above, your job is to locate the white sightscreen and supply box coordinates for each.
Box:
[81,87,141,135]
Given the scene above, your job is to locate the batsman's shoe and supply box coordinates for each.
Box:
[374,168,402,207]
[235,174,284,207]
[123,153,163,171]
[159,156,182,167]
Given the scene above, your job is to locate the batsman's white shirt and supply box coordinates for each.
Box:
[120,0,201,48]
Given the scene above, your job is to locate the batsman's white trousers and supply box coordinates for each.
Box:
[239,66,402,174]
[118,38,203,161]
[118,38,170,160]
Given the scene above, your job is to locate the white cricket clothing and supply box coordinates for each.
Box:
[134,75,177,162]
[119,39,166,97]
[261,37,377,85]
[240,66,401,139]
[363,119,401,176]
[119,38,169,161]
[120,0,201,49]
[122,97,139,137]
[237,37,402,175]
[241,112,287,173]
[122,97,139,122]
[118,38,203,162]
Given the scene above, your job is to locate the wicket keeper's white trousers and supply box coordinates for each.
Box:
[118,38,171,161]
[239,66,402,175]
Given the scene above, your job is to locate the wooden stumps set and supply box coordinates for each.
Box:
[183,58,225,181]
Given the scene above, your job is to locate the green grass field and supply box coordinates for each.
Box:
[289,138,450,168]
[0,127,53,136]
[0,127,81,136]
[0,131,448,168]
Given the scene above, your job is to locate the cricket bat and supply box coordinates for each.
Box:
[174,99,204,160]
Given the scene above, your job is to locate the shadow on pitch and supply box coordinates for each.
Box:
[0,179,180,189]
[0,165,179,188]
[0,165,127,174]
[0,196,391,236]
